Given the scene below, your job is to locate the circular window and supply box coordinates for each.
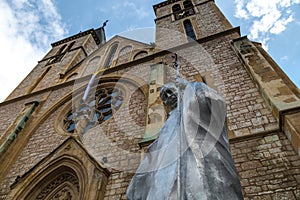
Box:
[63,85,125,134]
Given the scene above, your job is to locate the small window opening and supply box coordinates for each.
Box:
[184,19,196,41]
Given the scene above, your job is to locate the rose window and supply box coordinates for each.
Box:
[63,86,124,133]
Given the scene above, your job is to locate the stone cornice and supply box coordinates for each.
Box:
[51,29,101,47]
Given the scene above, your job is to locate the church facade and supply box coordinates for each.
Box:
[0,0,300,199]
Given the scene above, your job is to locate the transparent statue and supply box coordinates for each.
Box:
[126,79,243,200]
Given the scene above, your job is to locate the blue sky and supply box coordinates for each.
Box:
[0,0,299,102]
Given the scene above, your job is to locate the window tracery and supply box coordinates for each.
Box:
[63,85,125,134]
[35,172,79,200]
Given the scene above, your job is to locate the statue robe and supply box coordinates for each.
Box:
[126,82,243,200]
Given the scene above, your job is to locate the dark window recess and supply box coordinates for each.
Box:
[172,4,182,20]
[104,43,118,68]
[173,1,195,20]
[172,4,181,13]
[183,0,193,9]
[63,110,76,133]
[47,41,76,65]
[184,20,196,41]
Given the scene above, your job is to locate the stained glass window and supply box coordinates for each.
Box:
[63,85,124,133]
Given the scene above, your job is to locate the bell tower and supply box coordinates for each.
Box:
[153,0,233,49]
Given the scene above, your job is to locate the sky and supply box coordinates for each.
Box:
[0,0,299,102]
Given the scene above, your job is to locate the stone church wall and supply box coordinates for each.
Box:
[231,132,300,199]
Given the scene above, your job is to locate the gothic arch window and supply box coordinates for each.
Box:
[104,43,119,68]
[133,51,148,60]
[63,83,126,134]
[117,45,132,65]
[83,56,101,76]
[183,19,196,41]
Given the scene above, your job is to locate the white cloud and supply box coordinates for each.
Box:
[250,10,281,39]
[0,0,67,102]
[235,1,249,19]
[234,0,300,48]
[270,15,294,34]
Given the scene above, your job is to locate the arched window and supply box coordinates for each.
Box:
[184,19,196,41]
[172,4,182,20]
[83,56,101,76]
[117,45,132,65]
[104,43,118,68]
[172,4,181,13]
[133,51,148,60]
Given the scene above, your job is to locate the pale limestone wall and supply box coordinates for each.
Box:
[155,1,232,49]
[231,133,300,199]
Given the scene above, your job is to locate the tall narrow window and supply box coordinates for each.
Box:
[47,41,76,65]
[184,20,196,41]
[104,43,118,68]
[57,44,68,55]
[66,41,76,52]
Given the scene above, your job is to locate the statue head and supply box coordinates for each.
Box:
[160,83,178,111]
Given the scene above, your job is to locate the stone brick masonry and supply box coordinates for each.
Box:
[231,133,300,199]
